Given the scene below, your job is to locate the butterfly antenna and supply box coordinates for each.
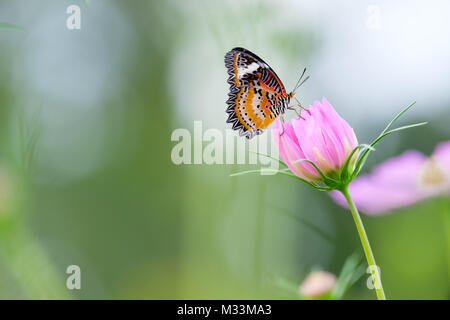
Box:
[295,75,310,92]
[292,68,307,92]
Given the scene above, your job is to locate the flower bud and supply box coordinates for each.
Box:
[299,271,337,299]
[272,98,358,184]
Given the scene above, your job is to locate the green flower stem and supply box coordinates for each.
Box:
[439,199,450,286]
[341,187,386,300]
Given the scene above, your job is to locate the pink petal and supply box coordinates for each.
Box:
[433,141,450,172]
[272,98,359,183]
[330,150,428,215]
[272,121,318,179]
[370,150,427,187]
[293,106,336,173]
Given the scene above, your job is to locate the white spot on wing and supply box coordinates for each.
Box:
[252,94,265,121]
[238,62,259,78]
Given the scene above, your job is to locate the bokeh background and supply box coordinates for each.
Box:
[0,0,449,299]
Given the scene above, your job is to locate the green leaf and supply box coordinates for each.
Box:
[380,101,416,135]
[230,169,331,191]
[248,150,287,168]
[0,22,25,32]
[353,121,427,178]
[291,159,339,187]
[331,253,365,299]
[352,101,426,178]
[383,122,428,136]
[340,144,374,182]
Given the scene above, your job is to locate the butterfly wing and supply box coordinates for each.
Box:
[225,47,289,139]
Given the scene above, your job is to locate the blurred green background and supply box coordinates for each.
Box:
[0,0,449,299]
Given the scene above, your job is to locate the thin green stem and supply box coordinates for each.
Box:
[439,199,450,288]
[341,187,386,300]
[254,183,265,289]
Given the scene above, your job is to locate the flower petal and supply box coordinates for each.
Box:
[330,150,428,215]
[271,98,358,185]
[433,141,450,172]
[272,121,319,180]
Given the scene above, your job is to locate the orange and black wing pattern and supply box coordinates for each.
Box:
[225,47,290,139]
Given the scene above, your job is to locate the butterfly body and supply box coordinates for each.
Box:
[225,47,294,139]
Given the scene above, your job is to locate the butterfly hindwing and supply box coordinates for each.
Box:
[225,47,290,139]
[226,85,280,137]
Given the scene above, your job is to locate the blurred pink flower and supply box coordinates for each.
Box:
[299,271,337,299]
[272,97,358,182]
[330,141,450,215]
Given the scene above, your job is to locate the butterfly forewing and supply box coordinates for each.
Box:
[225,47,290,139]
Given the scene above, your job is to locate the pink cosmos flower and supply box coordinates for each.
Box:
[266,98,424,300]
[272,97,358,182]
[330,141,450,215]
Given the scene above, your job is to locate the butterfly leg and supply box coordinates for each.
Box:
[280,114,285,136]
[288,104,307,120]
[291,97,309,118]
[287,106,302,118]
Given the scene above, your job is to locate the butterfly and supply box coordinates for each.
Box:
[224,47,308,139]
